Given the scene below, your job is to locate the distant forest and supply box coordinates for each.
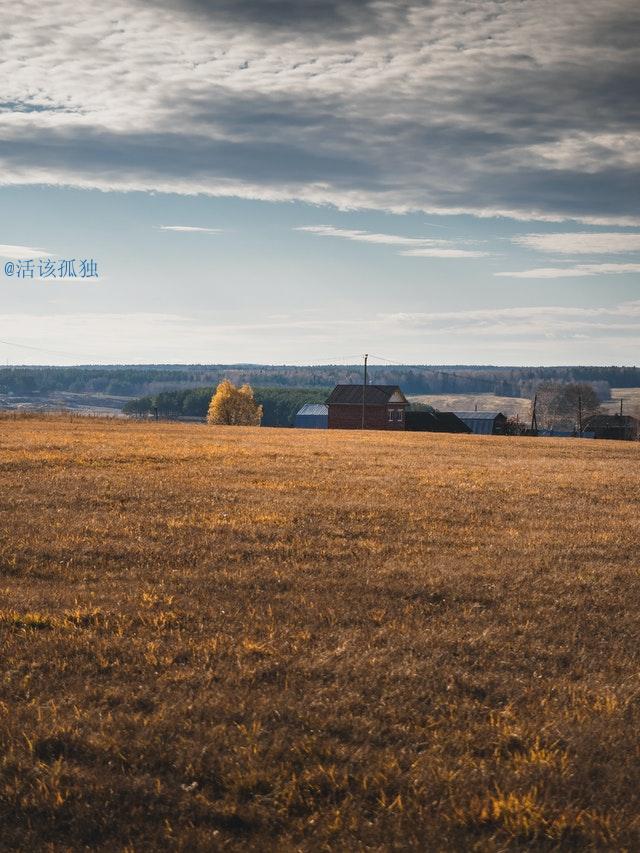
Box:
[1,364,639,399]
[123,387,332,427]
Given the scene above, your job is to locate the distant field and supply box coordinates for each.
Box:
[409,392,532,419]
[1,416,639,850]
[0,391,133,416]
[604,387,640,416]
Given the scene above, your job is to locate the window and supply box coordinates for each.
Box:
[397,409,403,422]
[388,409,394,422]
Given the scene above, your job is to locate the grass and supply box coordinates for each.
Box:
[1,414,639,850]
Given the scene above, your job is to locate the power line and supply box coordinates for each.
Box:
[367,353,511,390]
[0,338,90,359]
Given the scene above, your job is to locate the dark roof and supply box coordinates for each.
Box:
[326,384,407,406]
[583,414,638,428]
[450,411,506,420]
[436,412,473,433]
[405,411,471,433]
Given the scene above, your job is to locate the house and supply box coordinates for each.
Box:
[582,413,638,441]
[326,384,408,430]
[451,411,508,435]
[294,403,328,429]
[405,410,471,434]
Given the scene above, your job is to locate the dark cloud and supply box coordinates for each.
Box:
[0,127,378,187]
[148,0,409,38]
[3,0,639,222]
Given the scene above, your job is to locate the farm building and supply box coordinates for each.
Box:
[326,384,408,430]
[294,403,328,429]
[405,411,471,434]
[583,413,639,441]
[451,411,508,435]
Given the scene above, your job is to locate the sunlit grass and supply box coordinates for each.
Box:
[0,414,639,849]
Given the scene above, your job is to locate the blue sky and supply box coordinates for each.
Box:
[1,0,639,365]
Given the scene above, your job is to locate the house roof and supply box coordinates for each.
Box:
[450,411,506,420]
[295,404,328,417]
[435,412,473,433]
[583,413,638,428]
[405,410,471,433]
[326,384,408,406]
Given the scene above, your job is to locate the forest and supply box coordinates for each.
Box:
[1,363,637,398]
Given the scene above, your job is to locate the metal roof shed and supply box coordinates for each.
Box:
[451,411,508,435]
[294,403,328,429]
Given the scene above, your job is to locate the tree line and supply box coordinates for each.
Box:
[2,364,640,398]
[123,386,332,427]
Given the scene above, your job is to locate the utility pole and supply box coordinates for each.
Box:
[530,393,538,434]
[577,393,583,436]
[361,353,368,430]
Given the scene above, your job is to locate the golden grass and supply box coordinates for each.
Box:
[1,414,639,850]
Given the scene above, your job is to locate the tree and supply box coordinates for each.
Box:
[535,382,601,431]
[207,380,262,426]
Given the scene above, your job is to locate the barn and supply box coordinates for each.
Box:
[294,403,328,429]
[326,384,408,430]
[451,411,508,435]
[583,413,639,441]
[405,411,471,434]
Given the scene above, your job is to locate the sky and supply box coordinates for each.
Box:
[1,0,639,366]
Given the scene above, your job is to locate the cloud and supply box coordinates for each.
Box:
[295,225,490,257]
[495,263,640,278]
[512,232,640,254]
[400,248,490,259]
[295,225,435,246]
[385,300,640,340]
[0,244,54,258]
[4,299,640,364]
[1,0,639,222]
[158,225,223,233]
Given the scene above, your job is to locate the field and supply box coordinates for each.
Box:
[1,416,640,851]
[408,393,532,419]
[605,387,640,417]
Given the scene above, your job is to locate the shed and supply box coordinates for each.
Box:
[294,403,328,429]
[451,411,508,435]
[582,413,638,441]
[326,384,408,430]
[405,411,471,434]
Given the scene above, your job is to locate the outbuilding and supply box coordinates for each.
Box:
[582,413,638,441]
[451,411,508,435]
[294,403,328,429]
[405,410,471,434]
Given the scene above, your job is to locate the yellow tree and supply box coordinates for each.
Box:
[207,380,262,426]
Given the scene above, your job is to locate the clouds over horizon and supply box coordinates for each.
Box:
[1,0,639,224]
[4,298,640,364]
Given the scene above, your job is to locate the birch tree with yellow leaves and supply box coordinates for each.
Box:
[207,380,263,426]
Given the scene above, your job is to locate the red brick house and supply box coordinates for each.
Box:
[326,384,408,430]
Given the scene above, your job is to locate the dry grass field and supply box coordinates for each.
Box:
[605,388,640,417]
[1,415,640,851]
